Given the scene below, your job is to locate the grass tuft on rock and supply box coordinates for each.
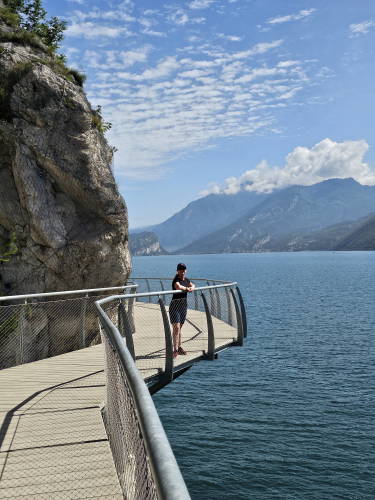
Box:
[0,62,33,121]
[0,6,20,27]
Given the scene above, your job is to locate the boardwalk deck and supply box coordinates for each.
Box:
[0,303,238,498]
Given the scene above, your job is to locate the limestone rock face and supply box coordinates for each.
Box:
[129,231,168,256]
[0,19,131,295]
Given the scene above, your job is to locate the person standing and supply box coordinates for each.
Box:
[169,263,195,358]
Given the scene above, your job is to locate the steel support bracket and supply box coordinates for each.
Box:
[201,291,215,360]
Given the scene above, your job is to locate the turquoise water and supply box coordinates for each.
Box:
[132,252,375,499]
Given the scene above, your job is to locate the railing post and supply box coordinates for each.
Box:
[201,291,215,360]
[159,280,165,291]
[18,299,27,365]
[118,300,136,360]
[206,281,215,316]
[236,286,247,338]
[225,287,234,326]
[158,298,173,382]
[214,287,221,319]
[80,293,88,348]
[126,286,137,334]
[146,279,151,303]
[194,290,198,311]
[230,288,244,346]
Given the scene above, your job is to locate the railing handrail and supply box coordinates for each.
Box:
[97,281,238,306]
[96,301,191,500]
[0,285,136,303]
[131,277,232,284]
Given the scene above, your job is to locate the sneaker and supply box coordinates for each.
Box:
[178,346,187,355]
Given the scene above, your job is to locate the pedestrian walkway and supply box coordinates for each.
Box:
[0,303,238,498]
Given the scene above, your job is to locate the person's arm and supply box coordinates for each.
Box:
[174,280,189,292]
[186,280,195,292]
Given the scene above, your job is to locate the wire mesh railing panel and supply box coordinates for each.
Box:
[207,286,239,345]
[0,303,26,369]
[102,331,158,500]
[180,292,210,355]
[132,301,166,379]
[0,291,128,369]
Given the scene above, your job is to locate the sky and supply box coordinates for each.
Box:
[44,0,375,227]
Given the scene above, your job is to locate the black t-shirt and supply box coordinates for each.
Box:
[172,276,191,300]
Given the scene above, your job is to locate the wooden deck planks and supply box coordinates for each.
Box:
[0,304,238,498]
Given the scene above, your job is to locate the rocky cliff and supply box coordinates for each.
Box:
[129,231,168,256]
[0,13,131,295]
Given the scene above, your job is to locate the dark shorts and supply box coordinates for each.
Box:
[169,300,187,325]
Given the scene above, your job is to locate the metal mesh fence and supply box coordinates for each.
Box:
[0,288,131,370]
[0,281,242,500]
[99,285,239,380]
[101,330,158,500]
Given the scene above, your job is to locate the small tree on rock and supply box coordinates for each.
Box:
[4,0,67,50]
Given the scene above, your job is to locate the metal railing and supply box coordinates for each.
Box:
[0,285,136,369]
[97,297,191,500]
[95,280,247,500]
[0,279,247,499]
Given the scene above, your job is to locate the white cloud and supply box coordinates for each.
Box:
[66,22,128,38]
[69,8,135,23]
[267,8,316,25]
[169,9,190,25]
[117,56,180,81]
[189,0,215,9]
[349,20,375,36]
[230,40,283,60]
[202,139,375,195]
[142,28,167,37]
[76,13,315,183]
[167,8,206,25]
[218,33,242,42]
[95,53,309,178]
[84,47,152,70]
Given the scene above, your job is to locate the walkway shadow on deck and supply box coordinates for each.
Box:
[0,370,104,481]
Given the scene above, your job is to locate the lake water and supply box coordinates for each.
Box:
[132,252,375,500]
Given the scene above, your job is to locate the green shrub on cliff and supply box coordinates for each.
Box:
[0,61,33,120]
[92,105,112,135]
[0,6,20,26]
[3,0,67,50]
[0,232,18,262]
[0,29,47,51]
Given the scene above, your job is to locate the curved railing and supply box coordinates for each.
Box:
[0,279,247,499]
[95,280,247,500]
[96,295,191,500]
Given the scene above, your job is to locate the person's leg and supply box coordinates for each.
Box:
[177,307,187,354]
[172,322,180,356]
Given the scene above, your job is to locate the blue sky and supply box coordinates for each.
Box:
[44,0,375,227]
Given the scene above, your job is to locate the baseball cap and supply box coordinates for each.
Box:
[176,263,186,270]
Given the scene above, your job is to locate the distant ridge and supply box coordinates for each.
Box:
[335,213,375,251]
[177,178,375,254]
[132,190,267,251]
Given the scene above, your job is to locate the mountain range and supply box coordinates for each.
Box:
[133,190,267,251]
[131,178,375,255]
